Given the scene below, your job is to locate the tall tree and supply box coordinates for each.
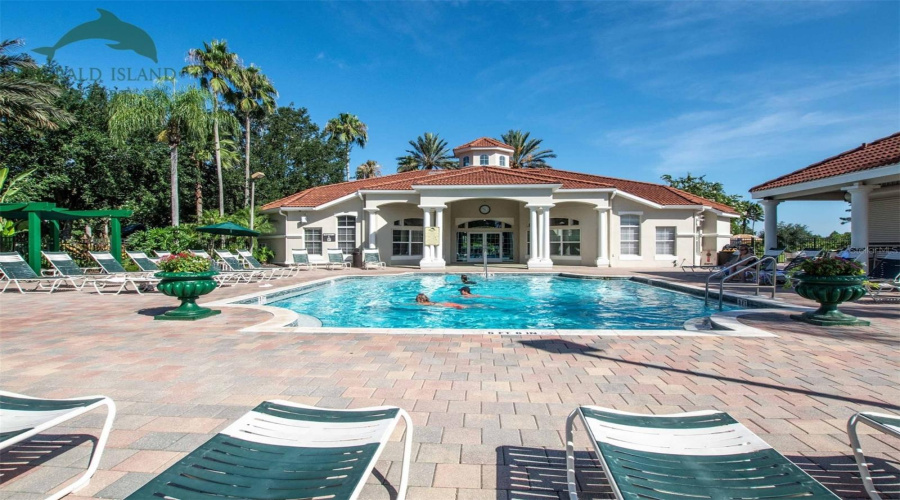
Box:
[182,40,238,216]
[227,64,277,206]
[109,86,208,226]
[500,130,556,169]
[0,39,73,131]
[396,132,458,172]
[325,113,367,182]
[355,160,381,179]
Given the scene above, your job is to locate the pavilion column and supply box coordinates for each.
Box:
[760,199,780,251]
[365,208,379,249]
[434,208,445,265]
[542,208,552,264]
[50,220,61,252]
[843,183,875,249]
[527,207,540,266]
[110,218,122,263]
[595,207,609,267]
[27,211,41,274]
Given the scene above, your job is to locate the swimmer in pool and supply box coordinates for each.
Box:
[461,274,477,285]
[416,293,467,309]
[458,286,512,300]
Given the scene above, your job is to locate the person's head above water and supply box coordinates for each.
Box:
[459,286,472,296]
[416,293,430,304]
[461,274,476,284]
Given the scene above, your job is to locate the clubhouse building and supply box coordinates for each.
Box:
[261,137,738,269]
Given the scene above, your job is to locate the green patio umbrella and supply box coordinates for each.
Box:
[195,222,260,237]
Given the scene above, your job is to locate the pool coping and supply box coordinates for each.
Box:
[205,272,809,337]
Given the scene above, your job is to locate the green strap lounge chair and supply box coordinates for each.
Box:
[126,251,161,272]
[188,250,246,285]
[848,411,900,500]
[0,390,116,500]
[363,249,386,270]
[43,251,141,295]
[327,248,350,270]
[125,401,413,500]
[215,250,271,280]
[0,252,64,293]
[565,406,840,500]
[153,250,170,260]
[291,249,314,271]
[89,251,158,293]
[237,249,292,278]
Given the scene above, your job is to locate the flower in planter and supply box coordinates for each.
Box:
[796,256,865,277]
[157,252,212,273]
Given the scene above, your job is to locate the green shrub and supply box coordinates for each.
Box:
[797,257,865,277]
[253,245,275,264]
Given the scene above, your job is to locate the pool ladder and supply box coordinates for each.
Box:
[704,255,777,309]
[483,251,488,280]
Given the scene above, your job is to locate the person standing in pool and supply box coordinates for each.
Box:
[416,293,467,309]
[461,274,477,285]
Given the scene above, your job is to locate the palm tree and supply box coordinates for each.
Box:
[187,134,241,220]
[227,64,277,206]
[325,113,368,182]
[355,160,381,179]
[0,39,73,131]
[109,86,208,226]
[500,130,556,168]
[182,40,238,216]
[395,133,458,172]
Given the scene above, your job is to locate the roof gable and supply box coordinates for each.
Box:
[751,132,900,192]
[452,137,513,154]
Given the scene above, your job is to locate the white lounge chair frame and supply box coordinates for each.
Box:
[363,249,386,270]
[0,253,65,293]
[848,411,900,500]
[0,390,116,500]
[43,251,143,295]
[236,249,292,278]
[215,250,271,281]
[125,400,412,500]
[327,248,350,270]
[290,249,314,271]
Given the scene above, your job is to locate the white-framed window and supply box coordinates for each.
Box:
[304,228,322,255]
[620,215,641,256]
[337,216,356,254]
[392,219,424,256]
[479,154,489,166]
[499,156,506,167]
[655,226,676,256]
[463,156,470,167]
[549,218,581,256]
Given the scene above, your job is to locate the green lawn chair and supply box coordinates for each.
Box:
[125,401,413,500]
[214,249,270,280]
[291,249,314,271]
[188,250,246,285]
[0,252,65,293]
[363,249,385,270]
[237,249,291,278]
[848,411,900,499]
[126,251,161,273]
[0,390,116,500]
[327,248,350,270]
[88,251,157,293]
[565,406,840,499]
[43,251,143,295]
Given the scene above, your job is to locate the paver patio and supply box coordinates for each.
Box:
[1,266,897,499]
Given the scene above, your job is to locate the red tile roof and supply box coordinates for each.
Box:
[262,166,737,214]
[452,137,513,154]
[751,132,900,192]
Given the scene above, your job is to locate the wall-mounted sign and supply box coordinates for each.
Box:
[424,226,441,246]
[323,233,336,242]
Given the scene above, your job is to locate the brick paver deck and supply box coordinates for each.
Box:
[1,266,897,499]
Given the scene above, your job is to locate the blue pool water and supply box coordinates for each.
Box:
[269,274,740,330]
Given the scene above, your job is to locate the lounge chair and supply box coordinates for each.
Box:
[0,390,116,500]
[0,252,65,293]
[237,249,292,278]
[565,406,839,499]
[327,248,350,270]
[290,249,314,271]
[215,250,271,280]
[185,250,246,286]
[126,251,161,273]
[864,251,900,303]
[848,411,900,500]
[43,251,145,295]
[154,250,171,260]
[125,401,413,500]
[363,249,386,270]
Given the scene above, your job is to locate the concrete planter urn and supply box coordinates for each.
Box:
[790,274,869,326]
[154,271,221,321]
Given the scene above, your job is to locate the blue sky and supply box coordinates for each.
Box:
[4,1,898,235]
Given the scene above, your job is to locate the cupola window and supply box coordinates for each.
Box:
[479,154,489,166]
[499,156,506,167]
[463,156,470,167]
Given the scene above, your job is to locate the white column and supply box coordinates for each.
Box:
[595,207,609,267]
[420,209,432,266]
[542,209,552,264]
[434,208,445,265]
[760,199,780,251]
[528,207,539,265]
[843,183,875,249]
[365,208,378,249]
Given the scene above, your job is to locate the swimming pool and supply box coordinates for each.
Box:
[268,274,740,330]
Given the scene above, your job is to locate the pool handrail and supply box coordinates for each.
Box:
[704,255,777,309]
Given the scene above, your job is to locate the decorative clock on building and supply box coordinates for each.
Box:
[479,204,491,214]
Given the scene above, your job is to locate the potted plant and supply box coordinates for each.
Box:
[154,252,220,321]
[789,256,869,326]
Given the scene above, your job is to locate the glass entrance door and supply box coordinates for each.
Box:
[466,232,505,262]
